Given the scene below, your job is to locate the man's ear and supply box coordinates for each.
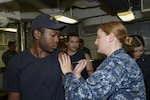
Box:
[109,33,115,42]
[33,30,41,39]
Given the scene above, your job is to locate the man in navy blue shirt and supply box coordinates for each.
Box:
[3,14,67,100]
[79,38,91,57]
[2,40,18,66]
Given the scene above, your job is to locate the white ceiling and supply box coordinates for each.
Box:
[0,0,150,27]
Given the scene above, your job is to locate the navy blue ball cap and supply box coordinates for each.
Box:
[8,40,16,46]
[31,14,67,31]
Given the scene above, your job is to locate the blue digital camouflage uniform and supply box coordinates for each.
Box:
[64,48,146,100]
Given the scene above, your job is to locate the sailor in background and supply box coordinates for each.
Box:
[2,40,18,66]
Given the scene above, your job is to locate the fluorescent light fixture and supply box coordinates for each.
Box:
[0,28,17,32]
[0,0,13,3]
[54,15,78,24]
[117,11,135,22]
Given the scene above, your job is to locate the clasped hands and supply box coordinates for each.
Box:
[59,53,87,78]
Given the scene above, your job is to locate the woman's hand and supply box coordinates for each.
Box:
[58,53,73,75]
[73,59,87,78]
